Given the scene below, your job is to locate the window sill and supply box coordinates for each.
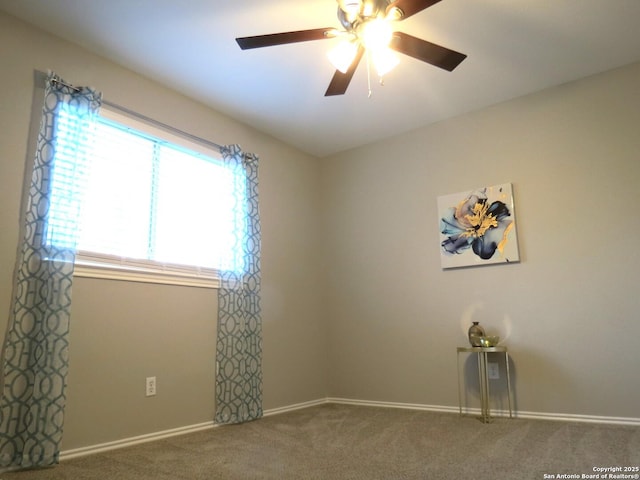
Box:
[73,260,220,289]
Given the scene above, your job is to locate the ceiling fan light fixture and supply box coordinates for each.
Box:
[237,0,467,96]
[327,39,359,73]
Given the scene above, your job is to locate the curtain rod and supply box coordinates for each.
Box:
[46,74,223,153]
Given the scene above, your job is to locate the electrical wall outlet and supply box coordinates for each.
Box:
[146,376,157,396]
[488,363,500,380]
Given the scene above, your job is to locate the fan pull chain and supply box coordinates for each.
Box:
[366,50,373,98]
[365,50,386,98]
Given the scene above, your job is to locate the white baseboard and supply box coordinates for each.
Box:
[328,397,461,415]
[60,399,327,461]
[60,421,217,461]
[60,397,640,461]
[509,409,640,426]
[263,398,328,417]
[328,397,640,426]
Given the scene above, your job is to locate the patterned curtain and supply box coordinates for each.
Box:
[214,145,263,425]
[0,73,101,469]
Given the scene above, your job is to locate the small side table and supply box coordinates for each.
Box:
[457,346,513,423]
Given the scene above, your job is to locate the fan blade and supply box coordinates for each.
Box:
[236,28,335,50]
[325,44,365,96]
[386,0,441,20]
[390,31,466,71]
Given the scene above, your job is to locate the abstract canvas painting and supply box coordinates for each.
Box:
[438,183,520,269]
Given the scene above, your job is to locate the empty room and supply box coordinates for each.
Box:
[0,1,639,478]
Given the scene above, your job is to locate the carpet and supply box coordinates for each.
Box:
[3,403,639,479]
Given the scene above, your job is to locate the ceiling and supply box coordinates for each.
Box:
[2,0,640,157]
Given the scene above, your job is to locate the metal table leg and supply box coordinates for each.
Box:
[457,351,463,417]
[479,350,491,423]
[505,351,513,418]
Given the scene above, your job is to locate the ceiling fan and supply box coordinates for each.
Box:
[236,0,467,96]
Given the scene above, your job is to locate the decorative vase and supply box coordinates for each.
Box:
[468,321,485,347]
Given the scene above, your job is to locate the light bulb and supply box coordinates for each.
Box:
[360,18,393,52]
[327,40,359,73]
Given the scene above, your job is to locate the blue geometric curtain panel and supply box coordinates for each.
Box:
[0,72,101,469]
[215,144,263,425]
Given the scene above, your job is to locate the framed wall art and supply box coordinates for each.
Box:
[438,183,520,269]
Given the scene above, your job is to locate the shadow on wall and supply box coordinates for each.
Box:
[458,351,519,417]
[458,348,573,419]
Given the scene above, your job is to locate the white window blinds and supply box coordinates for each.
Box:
[48,105,235,287]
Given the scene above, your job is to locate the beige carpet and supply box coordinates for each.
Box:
[3,404,639,479]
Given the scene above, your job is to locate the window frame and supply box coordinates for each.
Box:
[72,106,224,289]
[74,252,220,288]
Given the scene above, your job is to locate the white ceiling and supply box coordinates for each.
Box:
[2,0,640,157]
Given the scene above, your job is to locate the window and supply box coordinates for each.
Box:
[49,106,236,288]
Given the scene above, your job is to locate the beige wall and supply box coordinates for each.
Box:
[0,11,326,450]
[321,61,640,419]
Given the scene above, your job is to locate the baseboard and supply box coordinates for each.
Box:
[60,421,217,461]
[60,397,640,461]
[60,399,327,461]
[328,397,461,415]
[327,397,640,426]
[263,398,329,417]
[510,409,640,426]
[329,397,523,420]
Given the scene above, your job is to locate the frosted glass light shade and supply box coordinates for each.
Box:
[372,47,399,76]
[328,41,359,73]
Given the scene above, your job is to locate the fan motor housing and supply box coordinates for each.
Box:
[337,0,395,30]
